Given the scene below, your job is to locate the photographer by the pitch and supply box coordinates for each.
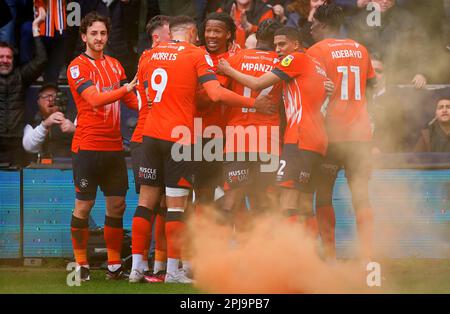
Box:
[23,83,75,160]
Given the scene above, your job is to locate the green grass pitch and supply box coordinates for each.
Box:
[0,259,449,294]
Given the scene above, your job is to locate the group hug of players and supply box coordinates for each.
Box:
[67,3,376,284]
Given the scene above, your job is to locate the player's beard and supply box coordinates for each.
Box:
[87,41,105,53]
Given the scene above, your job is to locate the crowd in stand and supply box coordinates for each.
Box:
[0,0,449,167]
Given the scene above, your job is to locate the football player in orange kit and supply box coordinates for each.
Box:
[218,19,283,224]
[67,12,138,281]
[218,25,328,237]
[129,15,274,283]
[307,3,377,261]
[130,15,171,283]
[194,12,240,210]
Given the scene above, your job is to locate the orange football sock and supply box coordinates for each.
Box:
[165,220,185,259]
[284,209,300,224]
[104,216,124,265]
[305,215,319,239]
[316,206,336,259]
[131,206,155,255]
[143,249,149,262]
[70,215,89,266]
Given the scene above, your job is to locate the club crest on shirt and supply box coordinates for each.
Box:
[70,65,80,79]
[281,55,294,67]
[205,55,214,67]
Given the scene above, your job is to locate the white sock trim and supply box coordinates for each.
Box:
[154,260,167,273]
[132,254,143,271]
[167,258,180,274]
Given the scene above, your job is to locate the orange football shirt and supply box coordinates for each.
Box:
[272,51,328,156]
[141,41,218,145]
[67,53,133,152]
[225,48,282,154]
[131,49,153,143]
[195,45,241,135]
[307,38,376,142]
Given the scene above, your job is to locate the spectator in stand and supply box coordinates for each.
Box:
[159,0,197,18]
[369,54,405,153]
[261,0,293,24]
[334,0,370,14]
[285,0,331,48]
[0,0,13,29]
[22,83,75,161]
[414,98,450,153]
[0,0,23,44]
[218,0,274,48]
[347,0,429,88]
[0,9,46,167]
[1,0,36,65]
[34,0,68,84]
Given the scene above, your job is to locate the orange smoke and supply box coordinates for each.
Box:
[185,208,370,294]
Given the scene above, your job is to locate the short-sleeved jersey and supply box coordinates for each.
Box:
[225,49,282,154]
[67,53,128,152]
[195,45,240,135]
[272,52,328,156]
[131,49,152,143]
[141,41,217,144]
[307,38,376,142]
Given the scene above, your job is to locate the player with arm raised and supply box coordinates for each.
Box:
[194,12,241,212]
[307,3,377,261]
[218,18,283,226]
[67,12,138,282]
[129,15,171,284]
[218,26,328,237]
[129,15,274,284]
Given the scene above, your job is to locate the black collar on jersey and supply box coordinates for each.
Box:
[82,52,106,61]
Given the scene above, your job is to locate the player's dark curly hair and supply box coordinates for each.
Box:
[79,11,111,35]
[274,26,302,43]
[255,19,283,44]
[202,12,236,44]
[313,3,345,30]
[146,15,170,46]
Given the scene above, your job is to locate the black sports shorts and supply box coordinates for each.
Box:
[72,150,128,200]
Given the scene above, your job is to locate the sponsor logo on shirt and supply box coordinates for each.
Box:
[281,55,294,67]
[205,54,214,67]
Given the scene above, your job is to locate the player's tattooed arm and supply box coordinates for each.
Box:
[202,80,276,115]
[217,58,280,91]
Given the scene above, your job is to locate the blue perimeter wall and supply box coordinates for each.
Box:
[0,168,449,259]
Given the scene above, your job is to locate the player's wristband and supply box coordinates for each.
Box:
[247,98,256,108]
